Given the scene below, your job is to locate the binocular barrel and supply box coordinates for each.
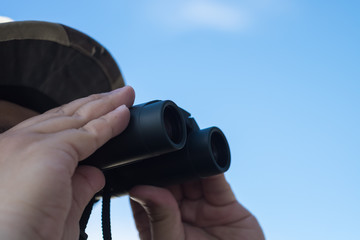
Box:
[105,127,230,196]
[83,100,187,169]
[82,100,231,196]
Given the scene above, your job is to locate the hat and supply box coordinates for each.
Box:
[0,21,125,113]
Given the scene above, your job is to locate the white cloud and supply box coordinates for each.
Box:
[177,0,249,32]
[144,0,293,33]
[0,16,14,23]
[146,0,250,33]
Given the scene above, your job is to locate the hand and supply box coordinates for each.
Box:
[0,86,135,240]
[129,174,265,240]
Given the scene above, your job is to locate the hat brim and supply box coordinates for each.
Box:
[0,21,125,113]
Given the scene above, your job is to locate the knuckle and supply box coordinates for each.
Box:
[72,108,88,120]
[53,105,67,115]
[87,93,104,102]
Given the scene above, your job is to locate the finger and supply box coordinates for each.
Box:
[62,86,134,121]
[10,93,108,131]
[180,175,251,227]
[129,185,185,240]
[62,165,105,240]
[130,198,152,240]
[201,174,236,206]
[21,86,134,132]
[55,104,130,162]
[59,85,134,116]
[166,184,183,204]
[181,179,203,200]
[13,86,135,132]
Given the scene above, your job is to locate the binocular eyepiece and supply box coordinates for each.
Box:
[82,100,231,197]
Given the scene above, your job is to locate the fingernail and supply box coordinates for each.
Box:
[111,87,125,94]
[116,104,128,111]
[112,86,131,93]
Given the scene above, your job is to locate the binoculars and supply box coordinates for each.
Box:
[82,100,231,197]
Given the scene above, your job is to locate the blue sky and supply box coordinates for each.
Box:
[2,0,360,239]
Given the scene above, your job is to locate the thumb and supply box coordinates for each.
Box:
[129,185,185,240]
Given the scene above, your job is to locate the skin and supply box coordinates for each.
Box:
[129,176,265,240]
[0,86,265,240]
[0,86,135,240]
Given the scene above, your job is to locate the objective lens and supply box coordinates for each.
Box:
[210,131,229,168]
[164,105,183,144]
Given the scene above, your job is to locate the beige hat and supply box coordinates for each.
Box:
[0,21,125,112]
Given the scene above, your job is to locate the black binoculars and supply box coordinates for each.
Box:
[82,100,231,197]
